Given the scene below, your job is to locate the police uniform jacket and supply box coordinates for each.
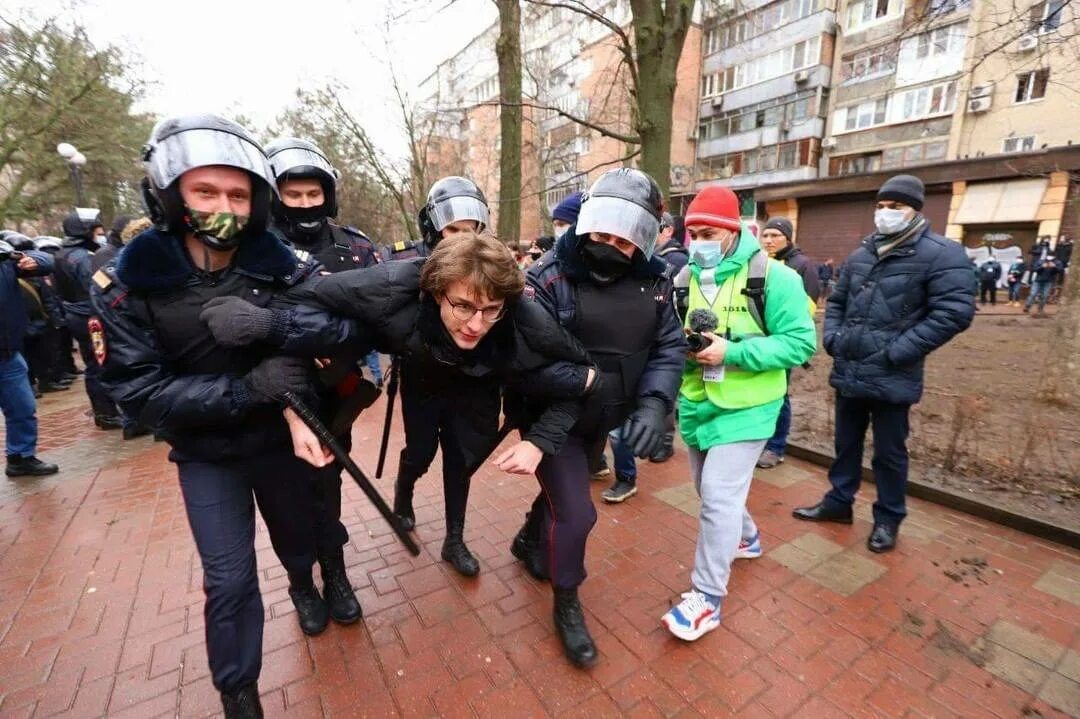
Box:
[89,227,356,461]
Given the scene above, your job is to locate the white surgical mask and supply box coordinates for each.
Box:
[689,240,724,268]
[874,208,910,235]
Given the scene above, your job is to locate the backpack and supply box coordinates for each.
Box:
[674,250,770,335]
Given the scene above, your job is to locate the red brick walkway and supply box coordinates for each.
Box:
[1,383,1077,718]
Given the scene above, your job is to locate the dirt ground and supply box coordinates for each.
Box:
[788,308,1079,531]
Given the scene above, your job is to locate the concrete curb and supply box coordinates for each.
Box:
[785,444,1080,550]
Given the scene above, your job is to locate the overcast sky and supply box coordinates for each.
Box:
[6,0,497,157]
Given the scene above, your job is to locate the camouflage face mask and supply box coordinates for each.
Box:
[187,209,249,243]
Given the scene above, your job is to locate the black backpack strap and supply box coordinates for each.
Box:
[741,250,769,336]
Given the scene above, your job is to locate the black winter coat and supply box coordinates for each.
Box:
[824,223,975,405]
[775,245,821,301]
[90,228,355,461]
[286,259,595,461]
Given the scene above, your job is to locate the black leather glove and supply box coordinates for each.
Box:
[243,356,313,404]
[620,396,667,459]
[200,296,280,348]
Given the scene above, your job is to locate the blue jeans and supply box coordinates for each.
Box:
[608,426,637,481]
[1008,283,1022,302]
[1025,280,1052,311]
[365,351,383,385]
[765,394,792,456]
[0,352,38,457]
[824,393,911,527]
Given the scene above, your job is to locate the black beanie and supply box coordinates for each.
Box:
[764,217,793,242]
[877,174,925,211]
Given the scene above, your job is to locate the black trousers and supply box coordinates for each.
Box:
[23,330,61,384]
[527,435,598,590]
[399,387,470,526]
[174,448,318,693]
[979,280,997,304]
[309,433,350,556]
[824,393,911,527]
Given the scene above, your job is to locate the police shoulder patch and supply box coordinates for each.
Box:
[92,269,113,291]
[393,241,408,251]
[522,285,536,301]
[87,317,107,365]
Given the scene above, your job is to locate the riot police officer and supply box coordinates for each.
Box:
[382,175,489,261]
[518,168,686,667]
[54,208,123,428]
[264,136,373,626]
[90,114,354,719]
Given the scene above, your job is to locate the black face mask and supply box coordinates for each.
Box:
[582,241,633,284]
[282,204,328,236]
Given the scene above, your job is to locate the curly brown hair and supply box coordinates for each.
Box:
[420,231,525,300]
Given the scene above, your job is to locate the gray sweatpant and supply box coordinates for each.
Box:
[688,439,766,598]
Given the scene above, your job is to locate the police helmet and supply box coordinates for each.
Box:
[265,137,336,229]
[577,168,664,259]
[140,114,276,249]
[0,239,14,262]
[417,176,489,246]
[34,236,64,253]
[0,231,35,251]
[61,208,105,245]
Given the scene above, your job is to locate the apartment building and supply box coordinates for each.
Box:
[749,0,1079,261]
[419,0,700,242]
[692,0,838,216]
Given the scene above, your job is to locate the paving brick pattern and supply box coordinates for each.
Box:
[1,383,1078,717]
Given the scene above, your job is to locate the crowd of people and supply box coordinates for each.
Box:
[0,113,993,718]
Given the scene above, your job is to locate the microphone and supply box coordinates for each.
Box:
[687,308,718,352]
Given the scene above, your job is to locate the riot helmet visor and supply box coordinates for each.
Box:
[429,196,490,234]
[145,125,275,195]
[576,195,660,258]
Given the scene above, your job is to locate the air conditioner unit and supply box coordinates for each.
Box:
[821,136,837,149]
[967,97,992,113]
[1015,34,1038,52]
[968,82,994,98]
[719,164,735,178]
[711,96,724,109]
[794,70,810,84]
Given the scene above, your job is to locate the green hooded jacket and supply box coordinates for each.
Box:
[679,229,818,450]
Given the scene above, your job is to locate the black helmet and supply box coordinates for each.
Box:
[577,168,664,258]
[417,176,489,246]
[33,236,64,253]
[61,208,105,246]
[0,231,35,251]
[108,215,134,248]
[265,137,338,235]
[141,114,276,250]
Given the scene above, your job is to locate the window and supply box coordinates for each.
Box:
[842,98,888,131]
[778,142,798,168]
[709,0,822,48]
[893,80,957,121]
[717,37,820,94]
[929,0,971,14]
[1003,136,1036,153]
[912,23,966,60]
[701,72,723,98]
[835,153,882,174]
[841,44,898,82]
[847,0,897,30]
[1015,69,1050,102]
[705,27,723,55]
[1030,0,1066,32]
[881,140,948,169]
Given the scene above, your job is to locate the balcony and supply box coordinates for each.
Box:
[698,117,826,159]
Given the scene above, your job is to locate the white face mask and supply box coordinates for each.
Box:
[689,240,725,268]
[874,207,910,235]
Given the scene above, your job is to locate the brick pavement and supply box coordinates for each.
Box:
[1,382,1078,718]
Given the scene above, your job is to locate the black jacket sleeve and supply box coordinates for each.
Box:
[90,284,255,431]
[637,280,687,412]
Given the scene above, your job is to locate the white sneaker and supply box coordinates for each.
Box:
[735,532,762,560]
[660,590,721,641]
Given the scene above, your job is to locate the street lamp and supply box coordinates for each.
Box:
[56,142,87,206]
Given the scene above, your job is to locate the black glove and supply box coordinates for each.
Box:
[620,397,667,459]
[200,296,280,348]
[243,356,313,404]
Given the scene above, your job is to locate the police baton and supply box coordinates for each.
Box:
[375,357,400,479]
[283,391,420,556]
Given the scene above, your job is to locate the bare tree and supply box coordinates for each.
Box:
[495,0,524,245]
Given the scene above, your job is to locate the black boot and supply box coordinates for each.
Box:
[6,455,59,478]
[441,521,480,577]
[393,452,419,531]
[511,518,548,581]
[553,587,598,668]
[287,572,329,636]
[318,548,362,624]
[220,682,263,719]
[94,414,123,430]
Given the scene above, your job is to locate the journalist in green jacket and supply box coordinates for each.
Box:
[661,185,817,642]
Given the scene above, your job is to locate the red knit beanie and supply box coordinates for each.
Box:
[685,185,741,231]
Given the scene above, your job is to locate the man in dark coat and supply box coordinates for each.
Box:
[793,174,975,553]
[756,216,820,469]
[978,255,1002,305]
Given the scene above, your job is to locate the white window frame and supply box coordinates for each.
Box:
[1014,69,1049,104]
[846,0,903,31]
[1002,136,1036,153]
[841,44,898,84]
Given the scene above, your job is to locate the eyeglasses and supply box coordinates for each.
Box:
[446,298,506,323]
